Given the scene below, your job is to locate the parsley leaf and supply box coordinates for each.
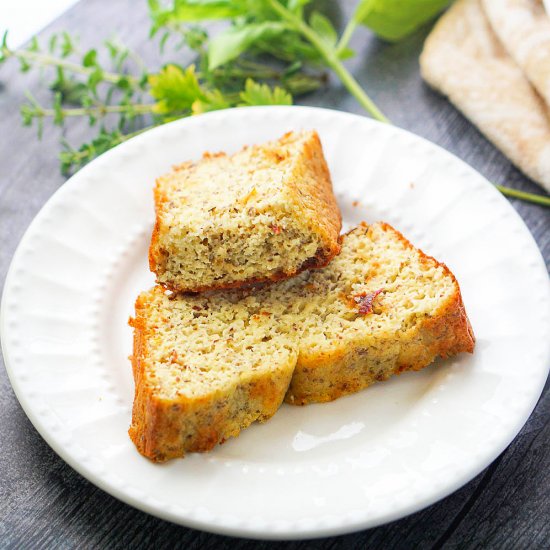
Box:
[191,89,230,114]
[239,78,292,106]
[149,64,205,113]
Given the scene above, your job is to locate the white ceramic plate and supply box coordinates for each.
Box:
[1,106,549,540]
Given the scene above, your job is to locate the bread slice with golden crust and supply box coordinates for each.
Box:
[283,222,475,405]
[128,287,297,462]
[129,222,474,461]
[149,130,342,293]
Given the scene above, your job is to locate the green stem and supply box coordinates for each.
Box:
[267,0,389,123]
[336,18,357,55]
[338,0,378,55]
[210,66,279,81]
[234,59,281,75]
[329,55,389,123]
[2,45,140,87]
[496,185,550,207]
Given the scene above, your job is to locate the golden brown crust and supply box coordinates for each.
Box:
[284,222,475,405]
[130,369,293,462]
[148,181,168,274]
[282,130,342,260]
[127,294,153,458]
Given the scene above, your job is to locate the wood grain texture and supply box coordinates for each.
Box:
[0,1,548,548]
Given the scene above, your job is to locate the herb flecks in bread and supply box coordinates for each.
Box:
[129,222,474,461]
[149,130,342,293]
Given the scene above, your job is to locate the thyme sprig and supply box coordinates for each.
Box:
[0,27,321,174]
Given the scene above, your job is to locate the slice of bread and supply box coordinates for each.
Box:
[281,222,475,405]
[128,286,297,462]
[129,222,474,461]
[149,130,342,293]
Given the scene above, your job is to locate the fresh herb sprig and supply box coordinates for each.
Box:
[0,27,321,174]
[150,0,389,122]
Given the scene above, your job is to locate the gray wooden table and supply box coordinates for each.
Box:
[1,1,549,548]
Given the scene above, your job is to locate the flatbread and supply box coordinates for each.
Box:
[420,0,550,192]
[483,0,550,107]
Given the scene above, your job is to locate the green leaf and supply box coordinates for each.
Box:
[105,39,118,59]
[208,22,288,70]
[149,64,206,113]
[283,60,302,76]
[48,34,58,53]
[52,92,64,125]
[355,0,450,42]
[239,79,292,106]
[139,73,149,89]
[159,31,170,53]
[192,88,230,114]
[20,104,35,127]
[50,67,89,104]
[82,49,97,67]
[254,30,321,64]
[28,36,39,52]
[59,128,130,175]
[182,25,208,51]
[149,0,248,35]
[60,31,75,57]
[19,58,31,72]
[337,46,355,60]
[309,11,337,47]
[116,76,131,90]
[81,95,93,108]
[21,92,44,138]
[87,67,104,95]
[0,31,8,64]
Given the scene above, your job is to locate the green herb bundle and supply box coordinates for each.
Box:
[0,0,548,207]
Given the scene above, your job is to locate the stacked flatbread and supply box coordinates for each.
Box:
[421,0,550,193]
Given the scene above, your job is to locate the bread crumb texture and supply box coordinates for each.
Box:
[130,222,475,461]
[149,130,342,293]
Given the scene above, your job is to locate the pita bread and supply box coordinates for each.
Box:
[483,0,550,107]
[420,0,550,192]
